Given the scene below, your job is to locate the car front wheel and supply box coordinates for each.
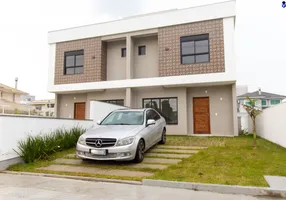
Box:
[133,139,145,163]
[159,128,166,144]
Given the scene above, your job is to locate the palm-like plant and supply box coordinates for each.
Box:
[242,97,263,149]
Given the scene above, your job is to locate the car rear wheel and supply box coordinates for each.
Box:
[159,128,166,144]
[133,139,145,163]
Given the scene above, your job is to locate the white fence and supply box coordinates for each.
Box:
[89,101,126,121]
[0,115,94,156]
[256,102,286,148]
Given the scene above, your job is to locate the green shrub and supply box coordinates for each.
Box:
[15,127,85,163]
[239,129,249,136]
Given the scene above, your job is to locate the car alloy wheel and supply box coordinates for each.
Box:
[159,129,166,144]
[134,139,145,163]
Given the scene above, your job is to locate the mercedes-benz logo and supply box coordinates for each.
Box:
[95,139,103,147]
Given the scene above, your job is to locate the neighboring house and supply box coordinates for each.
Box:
[237,88,286,111]
[0,83,31,114]
[20,95,36,105]
[29,99,55,117]
[237,88,286,132]
[47,1,237,135]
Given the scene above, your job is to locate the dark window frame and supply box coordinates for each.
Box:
[64,50,84,75]
[142,97,178,125]
[121,48,126,57]
[138,46,146,55]
[101,99,124,106]
[180,34,210,64]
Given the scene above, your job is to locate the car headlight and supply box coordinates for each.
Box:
[116,137,135,146]
[77,135,85,145]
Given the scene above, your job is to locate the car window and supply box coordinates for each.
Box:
[146,110,160,121]
[153,111,161,120]
[101,111,144,125]
[146,110,152,121]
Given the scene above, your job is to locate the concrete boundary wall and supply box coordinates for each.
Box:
[256,102,286,148]
[0,115,94,156]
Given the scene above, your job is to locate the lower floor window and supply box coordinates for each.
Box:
[101,99,124,106]
[142,97,178,124]
[261,100,267,106]
[270,99,280,105]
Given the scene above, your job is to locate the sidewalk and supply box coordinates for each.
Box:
[0,174,280,200]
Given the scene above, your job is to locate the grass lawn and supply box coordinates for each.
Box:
[8,135,286,186]
[7,148,149,182]
[153,135,286,186]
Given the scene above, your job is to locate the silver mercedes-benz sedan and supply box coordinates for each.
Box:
[76,108,166,163]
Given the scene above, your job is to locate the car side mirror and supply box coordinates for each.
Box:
[96,120,101,125]
[147,119,156,126]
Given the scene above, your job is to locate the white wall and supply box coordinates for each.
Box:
[256,102,286,148]
[223,17,236,79]
[89,101,126,122]
[237,112,249,132]
[0,115,94,156]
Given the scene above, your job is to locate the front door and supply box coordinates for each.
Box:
[74,103,86,120]
[193,97,210,134]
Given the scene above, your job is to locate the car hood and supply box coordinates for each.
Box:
[82,125,144,139]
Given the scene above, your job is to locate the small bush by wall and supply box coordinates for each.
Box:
[14,127,86,163]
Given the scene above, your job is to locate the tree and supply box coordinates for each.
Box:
[243,96,263,149]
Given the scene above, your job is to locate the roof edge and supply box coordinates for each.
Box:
[48,1,234,34]
[48,0,236,44]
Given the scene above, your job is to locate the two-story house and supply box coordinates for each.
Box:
[238,88,286,111]
[48,1,237,136]
[237,88,286,132]
[29,99,55,117]
[0,83,29,114]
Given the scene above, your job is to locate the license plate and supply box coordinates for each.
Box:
[90,149,106,155]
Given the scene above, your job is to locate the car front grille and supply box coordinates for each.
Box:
[84,152,117,159]
[85,138,117,148]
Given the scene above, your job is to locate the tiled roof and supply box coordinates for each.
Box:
[0,83,28,95]
[30,99,55,105]
[238,90,286,99]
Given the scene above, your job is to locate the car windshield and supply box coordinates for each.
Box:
[100,111,144,125]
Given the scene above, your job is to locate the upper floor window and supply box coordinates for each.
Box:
[138,46,146,55]
[64,50,84,75]
[180,34,209,64]
[121,48,126,57]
